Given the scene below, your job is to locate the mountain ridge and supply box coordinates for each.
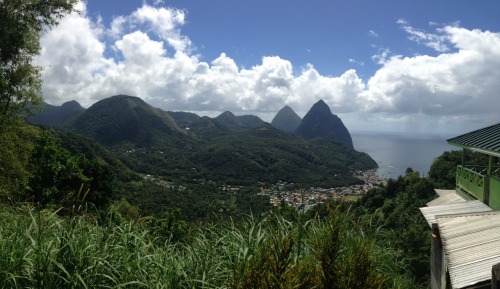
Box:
[28,100,85,126]
[27,95,374,186]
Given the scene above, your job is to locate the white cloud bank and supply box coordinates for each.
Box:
[35,2,500,133]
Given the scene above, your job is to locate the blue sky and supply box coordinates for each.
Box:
[35,0,500,135]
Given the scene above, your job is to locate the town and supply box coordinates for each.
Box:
[145,170,387,211]
[262,170,386,210]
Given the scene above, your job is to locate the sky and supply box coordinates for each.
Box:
[35,0,500,135]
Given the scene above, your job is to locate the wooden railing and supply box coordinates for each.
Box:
[456,166,500,210]
[456,165,486,201]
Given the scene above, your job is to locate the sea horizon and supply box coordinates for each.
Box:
[352,131,459,179]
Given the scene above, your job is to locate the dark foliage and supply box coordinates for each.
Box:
[351,171,435,284]
[115,181,271,221]
[429,150,489,189]
[27,130,115,209]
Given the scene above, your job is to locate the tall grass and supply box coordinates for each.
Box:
[0,204,421,288]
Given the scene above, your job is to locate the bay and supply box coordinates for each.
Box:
[352,132,459,179]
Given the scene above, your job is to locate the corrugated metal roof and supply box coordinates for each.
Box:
[447,123,500,155]
[419,200,491,228]
[427,189,466,207]
[437,211,500,288]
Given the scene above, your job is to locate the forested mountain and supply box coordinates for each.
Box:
[296,99,354,148]
[27,95,374,186]
[191,123,376,186]
[271,105,302,133]
[71,95,186,147]
[28,100,84,126]
[167,111,201,128]
[214,111,264,130]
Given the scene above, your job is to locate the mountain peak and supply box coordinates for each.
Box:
[310,99,331,114]
[295,100,353,148]
[271,105,302,133]
[215,111,264,130]
[60,100,84,111]
[27,100,85,127]
[218,111,236,118]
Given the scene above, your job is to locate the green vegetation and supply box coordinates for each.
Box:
[0,121,436,288]
[0,0,77,199]
[0,203,422,289]
[0,119,39,199]
[115,181,272,221]
[353,171,436,282]
[189,125,376,186]
[429,149,489,188]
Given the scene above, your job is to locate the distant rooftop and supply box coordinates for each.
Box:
[447,123,500,157]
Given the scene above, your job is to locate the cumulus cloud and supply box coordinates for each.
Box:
[35,1,500,132]
[363,26,500,118]
[130,5,190,52]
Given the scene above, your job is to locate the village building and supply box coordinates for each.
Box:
[419,123,500,289]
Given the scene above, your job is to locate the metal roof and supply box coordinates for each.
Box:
[437,211,500,288]
[447,123,500,157]
[419,200,491,228]
[427,189,466,207]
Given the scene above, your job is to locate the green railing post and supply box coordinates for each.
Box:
[489,155,493,176]
[490,176,500,210]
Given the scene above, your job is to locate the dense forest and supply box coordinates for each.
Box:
[0,0,474,288]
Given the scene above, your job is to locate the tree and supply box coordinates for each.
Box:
[0,0,76,201]
[28,131,88,205]
[0,120,39,199]
[0,0,76,126]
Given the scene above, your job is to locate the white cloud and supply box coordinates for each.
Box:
[368,30,379,38]
[363,26,500,118]
[109,16,126,39]
[131,4,190,52]
[115,31,166,64]
[36,1,112,105]
[397,18,451,52]
[371,48,392,65]
[35,2,500,133]
[349,58,365,66]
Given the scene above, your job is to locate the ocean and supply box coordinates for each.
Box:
[352,132,459,179]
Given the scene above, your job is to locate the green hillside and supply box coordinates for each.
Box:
[72,95,186,147]
[192,124,375,186]
[62,95,377,186]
